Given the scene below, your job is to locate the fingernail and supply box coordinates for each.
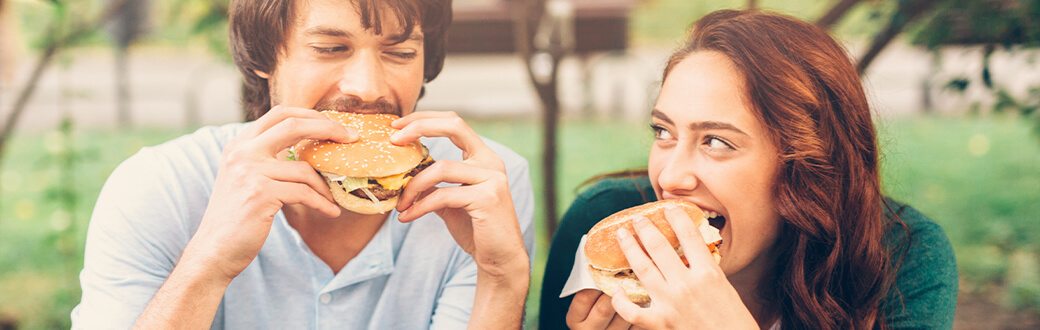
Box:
[390,131,402,142]
[616,227,630,240]
[633,217,649,227]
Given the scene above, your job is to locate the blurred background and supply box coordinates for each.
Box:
[1,0,1038,328]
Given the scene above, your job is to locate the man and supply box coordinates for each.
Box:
[72,0,534,328]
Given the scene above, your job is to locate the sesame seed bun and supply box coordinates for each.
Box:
[294,111,429,215]
[294,111,425,178]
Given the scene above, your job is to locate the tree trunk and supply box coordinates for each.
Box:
[856,0,938,74]
[115,45,132,128]
[512,0,563,242]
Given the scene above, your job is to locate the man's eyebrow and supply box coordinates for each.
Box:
[304,26,353,38]
[385,32,424,44]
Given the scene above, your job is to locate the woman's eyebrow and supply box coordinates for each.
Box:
[652,109,749,137]
[689,121,749,137]
[650,109,673,124]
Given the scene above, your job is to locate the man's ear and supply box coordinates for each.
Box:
[254,69,270,79]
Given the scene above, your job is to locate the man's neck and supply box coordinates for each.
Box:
[282,204,391,274]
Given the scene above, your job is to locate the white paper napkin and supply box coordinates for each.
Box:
[560,235,598,298]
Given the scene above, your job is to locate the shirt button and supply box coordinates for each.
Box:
[319,293,332,304]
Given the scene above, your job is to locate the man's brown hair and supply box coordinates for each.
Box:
[229,0,453,120]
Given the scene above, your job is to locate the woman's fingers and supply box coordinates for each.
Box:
[572,290,616,328]
[605,314,633,330]
[611,288,656,329]
[615,226,667,291]
[630,216,689,281]
[664,205,717,269]
[566,289,603,326]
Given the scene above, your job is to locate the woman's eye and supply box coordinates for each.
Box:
[704,135,735,151]
[650,124,674,140]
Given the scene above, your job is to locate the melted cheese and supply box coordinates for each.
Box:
[375,172,412,190]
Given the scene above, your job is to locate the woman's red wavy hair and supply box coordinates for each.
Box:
[664,10,895,329]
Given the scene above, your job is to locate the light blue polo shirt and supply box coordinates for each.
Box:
[72,122,535,329]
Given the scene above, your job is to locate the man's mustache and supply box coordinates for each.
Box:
[315,97,400,116]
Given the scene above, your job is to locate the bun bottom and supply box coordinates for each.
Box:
[589,266,651,306]
[327,179,398,215]
[588,249,722,307]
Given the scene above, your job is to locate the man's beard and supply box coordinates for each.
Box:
[314,96,401,116]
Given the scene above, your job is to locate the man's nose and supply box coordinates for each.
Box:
[657,150,700,194]
[338,50,389,102]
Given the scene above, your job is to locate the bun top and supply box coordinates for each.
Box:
[584,199,710,272]
[295,111,425,177]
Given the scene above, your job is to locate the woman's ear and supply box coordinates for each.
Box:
[254,69,270,79]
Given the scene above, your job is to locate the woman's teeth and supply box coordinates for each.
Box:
[704,211,726,230]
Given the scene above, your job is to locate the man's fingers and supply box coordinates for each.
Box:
[397,186,470,222]
[664,205,716,268]
[260,160,335,203]
[396,160,494,211]
[243,106,329,138]
[251,117,357,156]
[631,216,689,281]
[389,110,461,128]
[566,289,603,326]
[615,226,666,291]
[389,115,494,164]
[271,181,341,218]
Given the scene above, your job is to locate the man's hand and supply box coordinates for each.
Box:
[135,106,356,328]
[390,111,530,329]
[392,111,528,278]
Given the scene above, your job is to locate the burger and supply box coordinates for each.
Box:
[583,199,723,305]
[293,111,434,215]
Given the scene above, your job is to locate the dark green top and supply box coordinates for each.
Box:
[539,176,958,329]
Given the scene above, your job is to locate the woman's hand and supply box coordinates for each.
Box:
[567,289,634,330]
[611,206,759,329]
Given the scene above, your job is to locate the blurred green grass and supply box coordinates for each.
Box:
[1,116,1038,328]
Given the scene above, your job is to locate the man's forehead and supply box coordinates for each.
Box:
[294,0,423,40]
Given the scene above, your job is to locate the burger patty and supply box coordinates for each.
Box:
[350,185,401,201]
[407,158,436,177]
[347,159,436,201]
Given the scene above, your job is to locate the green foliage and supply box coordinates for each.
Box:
[1,117,1038,326]
[909,0,1040,49]
[167,0,231,60]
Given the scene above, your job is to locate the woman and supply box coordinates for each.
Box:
[539,10,957,329]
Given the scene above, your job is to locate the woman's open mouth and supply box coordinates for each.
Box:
[705,210,726,231]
